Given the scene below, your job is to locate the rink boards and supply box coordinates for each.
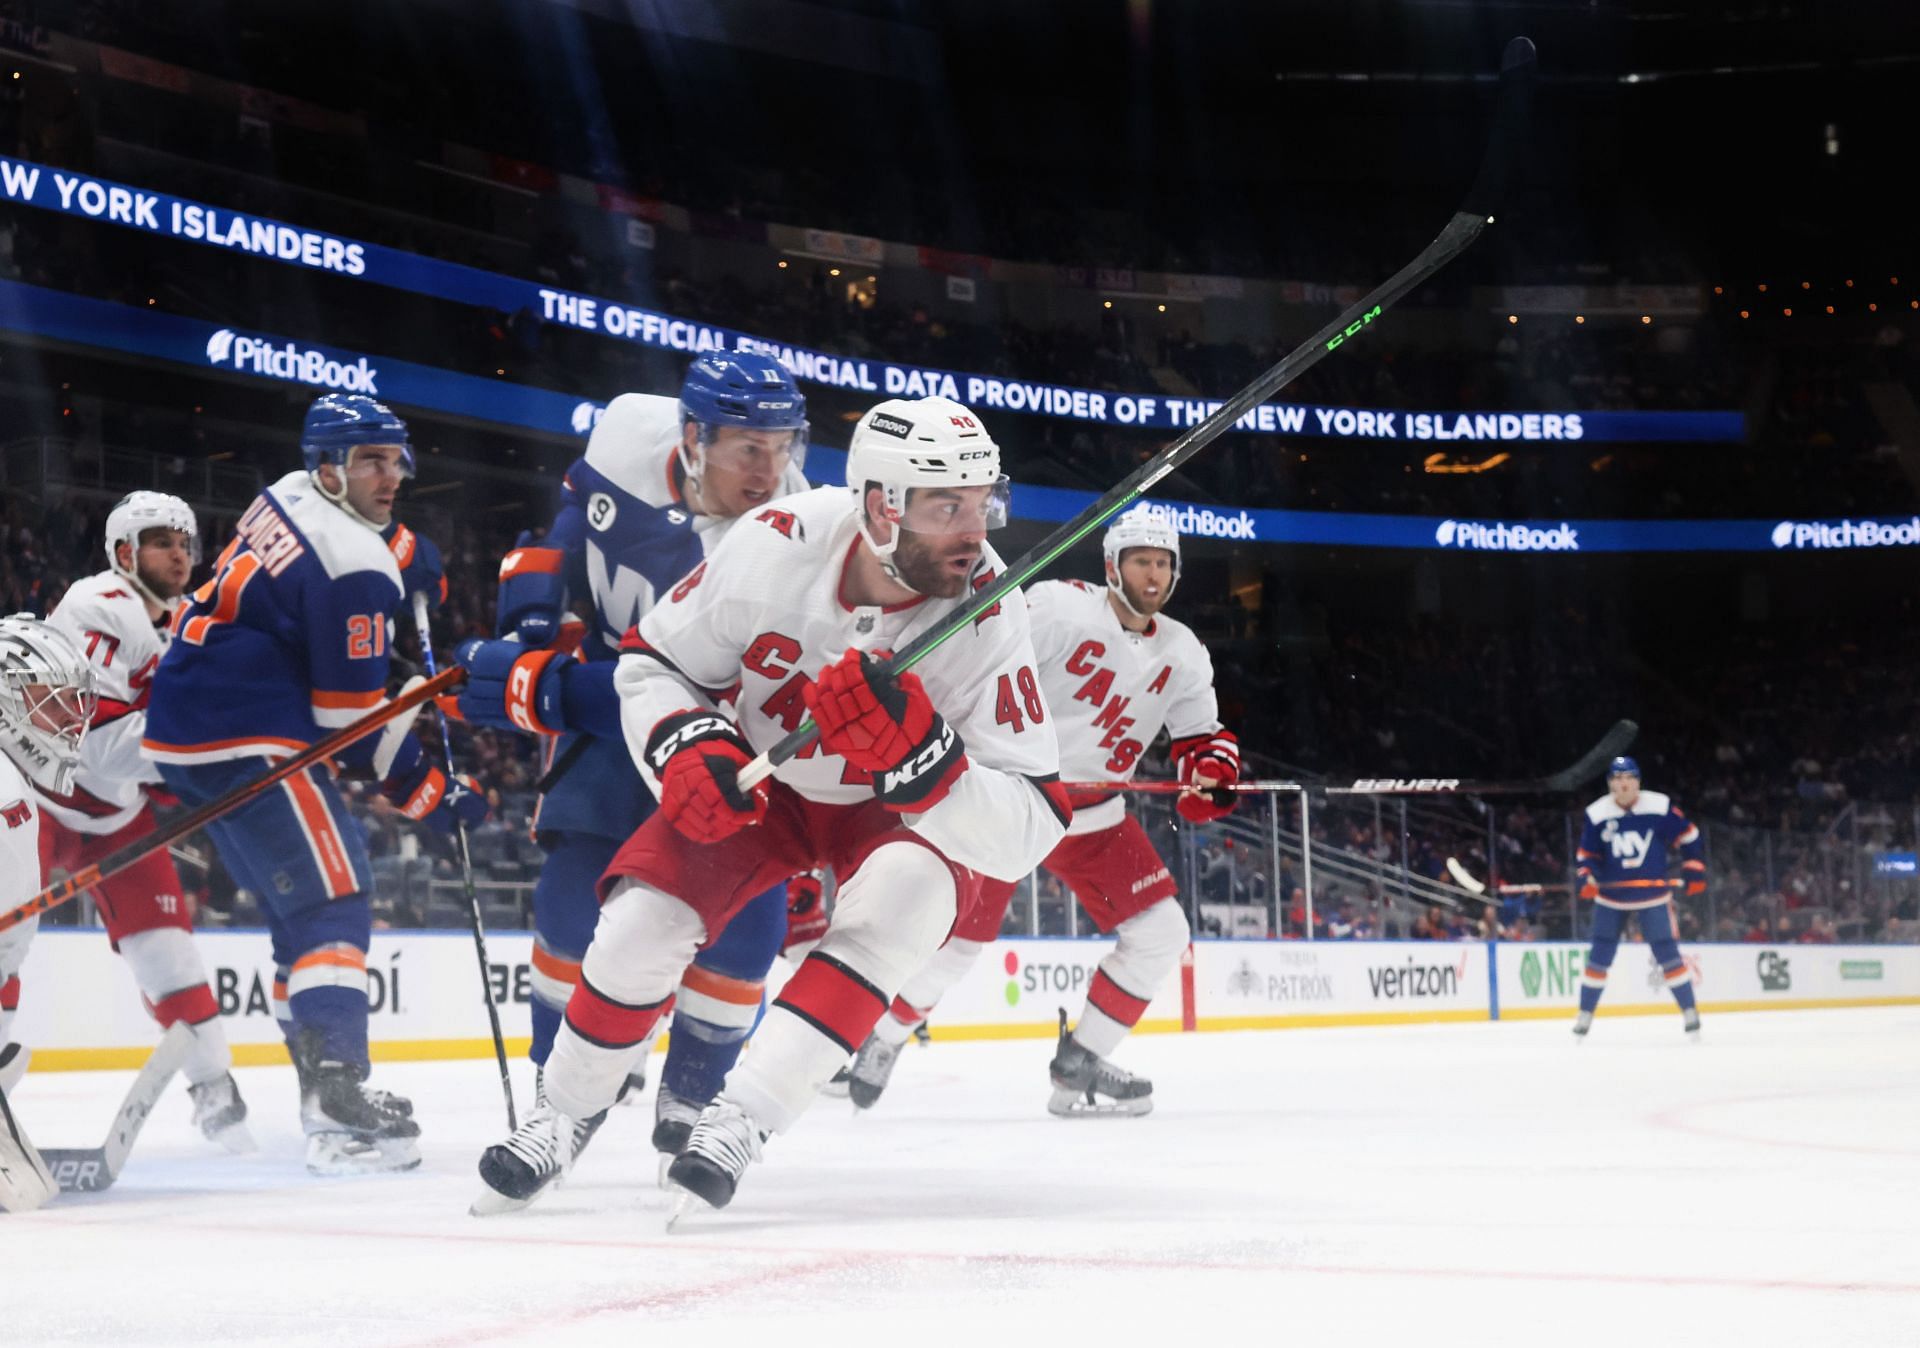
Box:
[17,931,1920,1070]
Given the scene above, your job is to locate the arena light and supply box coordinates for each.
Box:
[829,267,841,277]
[1739,310,1750,319]
[1574,315,1585,324]
[1758,284,1768,293]
[1640,315,1651,324]
[1507,314,1518,323]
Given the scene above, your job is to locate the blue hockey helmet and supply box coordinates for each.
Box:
[301,394,415,478]
[1607,755,1641,779]
[679,352,808,471]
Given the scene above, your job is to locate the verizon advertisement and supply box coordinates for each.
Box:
[15,933,1919,1069]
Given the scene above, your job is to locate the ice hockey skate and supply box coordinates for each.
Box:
[1047,1010,1153,1117]
[847,1032,904,1111]
[187,1072,256,1153]
[1572,1009,1594,1039]
[1683,1006,1702,1039]
[651,1083,701,1186]
[299,1060,421,1176]
[471,1070,610,1214]
[665,1096,765,1229]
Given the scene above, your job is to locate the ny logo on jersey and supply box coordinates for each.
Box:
[1601,819,1653,868]
[1,799,30,829]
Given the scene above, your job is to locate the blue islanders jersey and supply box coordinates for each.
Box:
[145,472,403,766]
[524,392,806,837]
[1576,790,1706,910]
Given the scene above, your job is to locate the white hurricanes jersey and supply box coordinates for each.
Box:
[615,485,1067,881]
[1026,579,1224,836]
[0,754,43,978]
[42,570,169,833]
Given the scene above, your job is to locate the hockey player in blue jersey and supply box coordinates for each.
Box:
[454,352,810,1192]
[1572,756,1705,1038]
[144,394,489,1174]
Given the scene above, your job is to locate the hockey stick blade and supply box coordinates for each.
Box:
[1059,779,1306,795]
[40,1022,191,1194]
[1445,856,1488,894]
[1326,719,1638,796]
[736,37,1538,790]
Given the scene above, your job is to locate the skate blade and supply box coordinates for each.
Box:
[657,1153,676,1190]
[1047,1087,1152,1118]
[208,1120,258,1155]
[305,1135,421,1177]
[470,1186,537,1217]
[664,1185,706,1233]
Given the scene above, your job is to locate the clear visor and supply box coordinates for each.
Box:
[344,444,416,482]
[897,479,1012,536]
[24,681,96,749]
[699,425,808,477]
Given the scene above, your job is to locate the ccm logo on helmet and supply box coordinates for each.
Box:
[957,450,992,461]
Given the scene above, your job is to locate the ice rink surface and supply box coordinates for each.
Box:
[4,1006,1917,1347]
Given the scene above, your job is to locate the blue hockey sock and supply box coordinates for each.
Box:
[530,996,563,1067]
[661,1008,757,1105]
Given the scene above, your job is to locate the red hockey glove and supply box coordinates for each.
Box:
[782,872,829,959]
[1171,729,1241,823]
[804,649,967,812]
[644,710,767,844]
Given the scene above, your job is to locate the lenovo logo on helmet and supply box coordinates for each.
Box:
[869,413,913,438]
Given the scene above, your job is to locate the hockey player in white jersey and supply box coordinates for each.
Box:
[0,615,97,1208]
[36,493,251,1151]
[455,353,811,1175]
[847,507,1240,1116]
[473,395,1069,1216]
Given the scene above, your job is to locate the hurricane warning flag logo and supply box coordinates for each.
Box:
[205,329,236,365]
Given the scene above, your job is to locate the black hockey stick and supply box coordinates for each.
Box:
[739,36,1539,788]
[414,593,517,1131]
[37,1022,190,1195]
[1323,718,1638,796]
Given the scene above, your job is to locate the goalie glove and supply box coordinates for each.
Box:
[645,710,767,844]
[804,649,968,812]
[1170,729,1241,823]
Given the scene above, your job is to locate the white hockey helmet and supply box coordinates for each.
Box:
[1103,507,1182,614]
[105,491,200,609]
[845,396,1009,577]
[0,614,96,796]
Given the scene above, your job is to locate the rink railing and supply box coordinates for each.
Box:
[17,929,1920,1071]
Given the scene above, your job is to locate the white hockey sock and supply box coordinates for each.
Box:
[118,928,231,1085]
[730,841,958,1131]
[877,937,983,1045]
[1071,1004,1131,1059]
[543,880,703,1121]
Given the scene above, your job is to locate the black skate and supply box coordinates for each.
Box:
[652,1084,701,1187]
[665,1096,765,1229]
[292,1031,421,1176]
[188,1072,257,1154]
[847,1033,903,1111]
[820,1065,853,1098]
[1047,1010,1152,1117]
[470,1067,612,1215]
